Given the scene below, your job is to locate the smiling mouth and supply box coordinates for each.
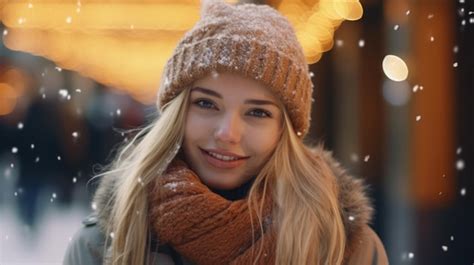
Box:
[200,148,248,161]
[199,148,249,169]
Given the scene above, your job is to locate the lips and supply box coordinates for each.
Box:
[200,148,249,169]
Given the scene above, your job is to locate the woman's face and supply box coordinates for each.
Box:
[183,72,283,190]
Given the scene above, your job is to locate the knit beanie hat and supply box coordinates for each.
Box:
[157,0,313,137]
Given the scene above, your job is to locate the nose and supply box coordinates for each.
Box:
[214,112,242,144]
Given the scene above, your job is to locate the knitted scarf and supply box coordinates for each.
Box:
[147,160,275,265]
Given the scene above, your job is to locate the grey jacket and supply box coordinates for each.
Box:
[63,148,389,265]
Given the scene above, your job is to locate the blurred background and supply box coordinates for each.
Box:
[0,0,472,264]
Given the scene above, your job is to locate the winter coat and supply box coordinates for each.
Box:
[63,147,389,265]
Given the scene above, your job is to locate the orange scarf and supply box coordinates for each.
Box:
[147,160,275,265]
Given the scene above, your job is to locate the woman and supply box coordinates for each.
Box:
[64,1,388,264]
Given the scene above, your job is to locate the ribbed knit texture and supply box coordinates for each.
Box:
[148,159,276,265]
[157,0,313,137]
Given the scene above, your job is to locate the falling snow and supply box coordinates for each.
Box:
[72,177,77,183]
[402,252,415,261]
[3,29,8,36]
[394,24,399,30]
[66,16,73,24]
[460,188,466,196]
[59,89,69,98]
[430,36,435,42]
[450,235,454,241]
[364,155,370,162]
[358,39,365,47]
[11,147,18,154]
[416,115,421,121]
[336,39,344,47]
[453,62,458,68]
[456,159,465,170]
[406,10,411,16]
[55,67,63,72]
[441,245,448,252]
[456,147,462,154]
[348,216,355,221]
[17,122,24,129]
[427,14,434,19]
[91,202,97,210]
[31,144,35,149]
[57,156,62,161]
[72,131,79,138]
[165,182,179,192]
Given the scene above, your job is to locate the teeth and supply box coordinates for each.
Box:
[207,151,240,161]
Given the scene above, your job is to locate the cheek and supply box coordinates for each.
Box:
[185,112,211,139]
[245,124,281,156]
[183,112,216,156]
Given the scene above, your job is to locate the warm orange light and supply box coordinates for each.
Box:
[2,3,200,31]
[274,0,363,64]
[3,68,27,95]
[0,0,363,103]
[0,83,18,116]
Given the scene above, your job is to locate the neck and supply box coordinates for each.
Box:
[209,177,256,201]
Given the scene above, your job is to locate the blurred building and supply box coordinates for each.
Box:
[0,0,472,264]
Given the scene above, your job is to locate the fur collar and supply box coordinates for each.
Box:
[92,145,373,260]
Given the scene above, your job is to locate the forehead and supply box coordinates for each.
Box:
[192,72,278,101]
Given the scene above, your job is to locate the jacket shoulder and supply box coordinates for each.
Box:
[63,214,106,265]
[346,225,389,265]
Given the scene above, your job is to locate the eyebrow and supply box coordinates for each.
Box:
[191,87,279,108]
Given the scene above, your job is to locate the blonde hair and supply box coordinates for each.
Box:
[101,88,346,265]
[247,111,346,265]
[103,88,190,265]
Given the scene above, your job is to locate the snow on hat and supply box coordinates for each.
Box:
[157,0,313,137]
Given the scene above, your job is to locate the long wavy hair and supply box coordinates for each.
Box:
[101,86,346,265]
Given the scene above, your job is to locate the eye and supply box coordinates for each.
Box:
[247,108,272,118]
[193,99,217,110]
